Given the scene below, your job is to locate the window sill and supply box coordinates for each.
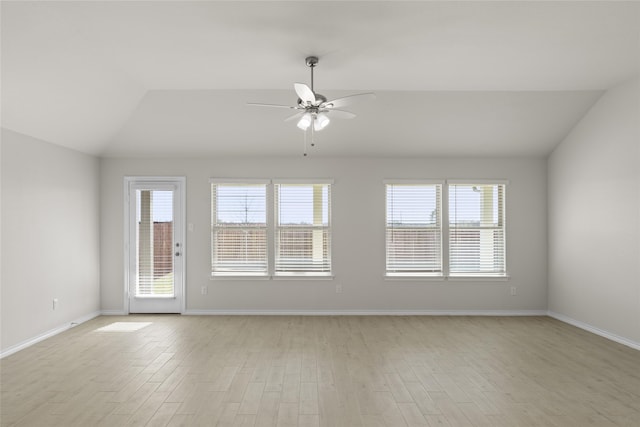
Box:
[134,295,176,299]
[385,274,445,281]
[384,274,510,282]
[272,274,334,281]
[210,274,270,281]
[447,274,510,282]
[210,274,334,281]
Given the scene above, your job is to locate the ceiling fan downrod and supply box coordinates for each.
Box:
[306,56,318,92]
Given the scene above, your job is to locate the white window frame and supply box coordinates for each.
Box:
[210,179,333,279]
[447,180,508,279]
[384,180,444,278]
[384,179,509,281]
[210,179,270,278]
[273,179,333,277]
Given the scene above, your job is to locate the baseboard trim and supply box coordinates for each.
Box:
[183,309,548,316]
[548,311,640,351]
[0,310,101,359]
[100,310,128,316]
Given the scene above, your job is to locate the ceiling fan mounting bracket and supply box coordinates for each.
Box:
[305,56,319,68]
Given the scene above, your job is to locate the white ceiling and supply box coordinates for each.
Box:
[2,1,639,158]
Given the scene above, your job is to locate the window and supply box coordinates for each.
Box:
[136,189,174,295]
[211,179,332,278]
[385,182,443,277]
[211,181,268,276]
[274,182,331,276]
[449,183,506,277]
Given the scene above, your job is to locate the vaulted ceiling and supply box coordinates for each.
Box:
[2,1,638,158]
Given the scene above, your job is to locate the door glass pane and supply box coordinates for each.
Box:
[136,189,174,296]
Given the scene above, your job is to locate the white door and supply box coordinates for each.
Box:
[125,178,185,313]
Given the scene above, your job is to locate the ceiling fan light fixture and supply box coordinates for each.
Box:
[297,113,312,130]
[314,113,330,131]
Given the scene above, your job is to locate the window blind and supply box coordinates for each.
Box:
[136,189,174,296]
[274,183,331,275]
[449,183,506,276]
[211,183,268,276]
[385,183,443,276]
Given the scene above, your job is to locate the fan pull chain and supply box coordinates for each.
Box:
[303,129,307,157]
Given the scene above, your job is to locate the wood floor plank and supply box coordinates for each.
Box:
[281,373,300,403]
[238,382,266,415]
[126,390,171,426]
[146,402,181,427]
[225,373,252,403]
[232,414,256,427]
[265,366,285,393]
[299,382,319,415]
[374,391,409,427]
[215,402,240,427]
[385,372,414,403]
[275,402,298,427]
[297,414,319,427]
[397,402,430,426]
[254,391,280,427]
[112,382,161,415]
[175,382,215,415]
[165,413,196,427]
[404,381,440,415]
[435,396,474,427]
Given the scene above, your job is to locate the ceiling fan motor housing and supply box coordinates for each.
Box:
[297,93,327,109]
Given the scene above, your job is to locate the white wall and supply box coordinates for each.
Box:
[101,156,547,314]
[1,129,101,353]
[548,76,640,346]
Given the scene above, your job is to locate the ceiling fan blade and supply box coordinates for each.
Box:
[284,112,305,122]
[322,92,376,109]
[326,109,356,119]
[247,103,298,109]
[294,83,316,105]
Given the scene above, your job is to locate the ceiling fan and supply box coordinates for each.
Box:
[248,56,375,155]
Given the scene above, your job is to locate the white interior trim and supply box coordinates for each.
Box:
[209,178,270,184]
[384,275,446,281]
[123,176,186,314]
[447,179,510,185]
[0,311,101,359]
[383,179,445,185]
[447,275,511,282]
[272,178,335,184]
[547,311,640,351]
[184,309,548,316]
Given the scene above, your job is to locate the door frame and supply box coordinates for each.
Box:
[123,176,186,314]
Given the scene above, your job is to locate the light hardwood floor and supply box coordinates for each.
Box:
[1,315,639,427]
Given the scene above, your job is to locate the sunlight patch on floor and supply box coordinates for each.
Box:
[94,322,152,332]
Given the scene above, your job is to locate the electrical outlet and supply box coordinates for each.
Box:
[201,286,208,295]
[335,283,343,294]
[510,286,517,296]
[53,298,59,310]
